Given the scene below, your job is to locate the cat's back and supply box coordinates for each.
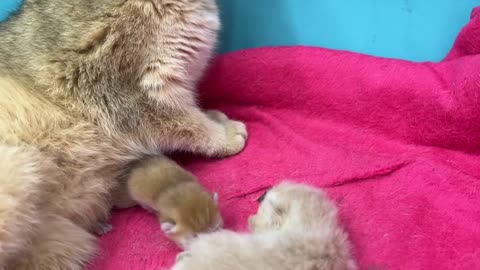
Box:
[0,76,134,176]
[0,76,69,145]
[0,76,95,150]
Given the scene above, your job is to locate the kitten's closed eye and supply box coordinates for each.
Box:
[271,202,285,216]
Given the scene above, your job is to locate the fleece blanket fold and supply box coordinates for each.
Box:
[88,7,480,270]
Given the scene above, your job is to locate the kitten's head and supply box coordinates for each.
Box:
[248,181,338,233]
[157,182,222,248]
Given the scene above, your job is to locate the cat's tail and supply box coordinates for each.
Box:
[0,145,46,266]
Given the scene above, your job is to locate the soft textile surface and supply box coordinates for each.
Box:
[88,7,480,270]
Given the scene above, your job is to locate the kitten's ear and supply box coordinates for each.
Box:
[213,192,219,204]
[257,190,269,203]
[161,222,177,235]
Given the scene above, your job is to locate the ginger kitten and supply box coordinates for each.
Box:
[111,156,222,248]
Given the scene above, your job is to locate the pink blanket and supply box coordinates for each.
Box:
[89,7,480,270]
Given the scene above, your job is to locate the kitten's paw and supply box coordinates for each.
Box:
[206,110,248,157]
[94,222,113,236]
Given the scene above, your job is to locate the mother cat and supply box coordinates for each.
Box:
[0,0,247,269]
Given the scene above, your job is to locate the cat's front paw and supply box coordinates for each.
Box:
[206,110,248,157]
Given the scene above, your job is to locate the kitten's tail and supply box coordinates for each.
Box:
[0,145,45,267]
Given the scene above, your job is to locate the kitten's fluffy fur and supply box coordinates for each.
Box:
[0,0,246,269]
[112,156,222,247]
[172,182,357,270]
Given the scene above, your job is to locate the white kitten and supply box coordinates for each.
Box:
[172,181,357,270]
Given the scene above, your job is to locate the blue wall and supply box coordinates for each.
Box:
[0,0,21,21]
[218,0,478,61]
[1,0,479,61]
